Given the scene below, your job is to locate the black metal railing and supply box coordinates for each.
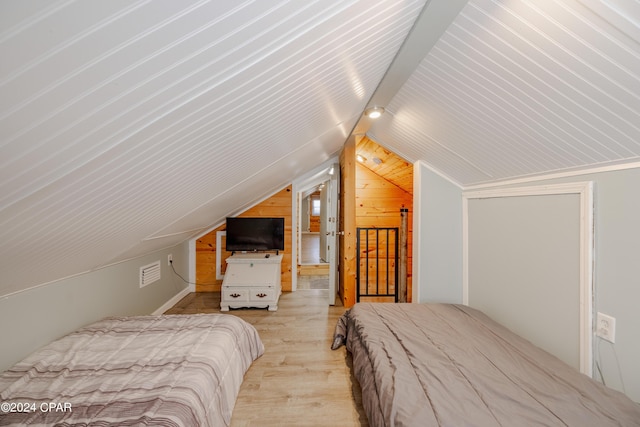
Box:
[356,227,398,302]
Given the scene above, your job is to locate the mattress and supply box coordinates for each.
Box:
[0,313,264,426]
[333,303,640,427]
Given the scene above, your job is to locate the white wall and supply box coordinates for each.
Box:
[0,242,190,373]
[301,196,310,232]
[413,161,463,303]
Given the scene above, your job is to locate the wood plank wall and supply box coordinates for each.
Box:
[195,185,293,292]
[339,136,357,308]
[356,164,413,302]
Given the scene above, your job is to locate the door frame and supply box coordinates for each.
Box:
[462,181,594,376]
[326,163,339,305]
[291,157,339,295]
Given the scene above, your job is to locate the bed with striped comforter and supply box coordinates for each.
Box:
[0,313,263,426]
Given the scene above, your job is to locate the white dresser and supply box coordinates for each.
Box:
[220,253,282,312]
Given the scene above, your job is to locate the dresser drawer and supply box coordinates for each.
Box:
[222,288,249,302]
[249,287,276,302]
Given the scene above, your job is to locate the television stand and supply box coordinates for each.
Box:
[220,253,282,311]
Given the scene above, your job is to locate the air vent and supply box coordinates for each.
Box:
[140,261,161,288]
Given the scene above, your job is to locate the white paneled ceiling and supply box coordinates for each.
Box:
[2,0,639,297]
[369,0,640,186]
[0,0,426,296]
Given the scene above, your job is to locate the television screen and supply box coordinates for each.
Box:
[225,217,285,252]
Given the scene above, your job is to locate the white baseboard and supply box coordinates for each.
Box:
[153,287,192,315]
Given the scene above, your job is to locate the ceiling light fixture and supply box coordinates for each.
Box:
[356,154,366,163]
[364,106,385,119]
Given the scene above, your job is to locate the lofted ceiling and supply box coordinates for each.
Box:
[1,0,639,297]
[0,0,427,296]
[368,0,640,186]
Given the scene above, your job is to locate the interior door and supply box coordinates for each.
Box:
[327,164,339,305]
[319,185,328,261]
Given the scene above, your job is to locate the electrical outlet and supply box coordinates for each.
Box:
[596,312,616,343]
[167,254,173,266]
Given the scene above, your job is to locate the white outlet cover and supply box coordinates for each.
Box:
[596,312,616,343]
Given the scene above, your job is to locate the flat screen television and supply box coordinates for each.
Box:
[225,217,285,252]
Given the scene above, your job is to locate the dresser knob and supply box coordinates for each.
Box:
[230,293,241,298]
[256,293,267,298]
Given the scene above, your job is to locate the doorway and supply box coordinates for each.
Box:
[301,232,323,264]
[298,185,330,290]
[292,160,339,304]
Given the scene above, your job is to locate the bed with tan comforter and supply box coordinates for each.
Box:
[333,303,640,427]
[0,313,263,426]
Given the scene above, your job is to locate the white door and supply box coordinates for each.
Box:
[319,184,328,261]
[327,164,339,305]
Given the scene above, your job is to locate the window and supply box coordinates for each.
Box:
[311,198,321,216]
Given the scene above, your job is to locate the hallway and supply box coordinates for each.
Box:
[300,232,325,264]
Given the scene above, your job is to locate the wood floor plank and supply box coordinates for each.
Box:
[164,289,368,426]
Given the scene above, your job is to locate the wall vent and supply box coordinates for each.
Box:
[140,261,161,288]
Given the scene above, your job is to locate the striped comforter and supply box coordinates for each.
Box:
[0,313,264,426]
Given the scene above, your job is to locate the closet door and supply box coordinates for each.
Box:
[465,184,592,374]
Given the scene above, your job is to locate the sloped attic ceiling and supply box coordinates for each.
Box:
[0,0,428,296]
[2,0,639,297]
[368,0,640,186]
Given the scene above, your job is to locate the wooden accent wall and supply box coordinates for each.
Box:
[355,137,413,193]
[356,163,413,301]
[195,185,293,292]
[339,136,357,308]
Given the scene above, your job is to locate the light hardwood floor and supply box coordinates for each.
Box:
[301,232,328,265]
[164,290,368,426]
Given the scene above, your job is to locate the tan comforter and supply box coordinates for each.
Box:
[334,303,640,427]
[0,313,264,426]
